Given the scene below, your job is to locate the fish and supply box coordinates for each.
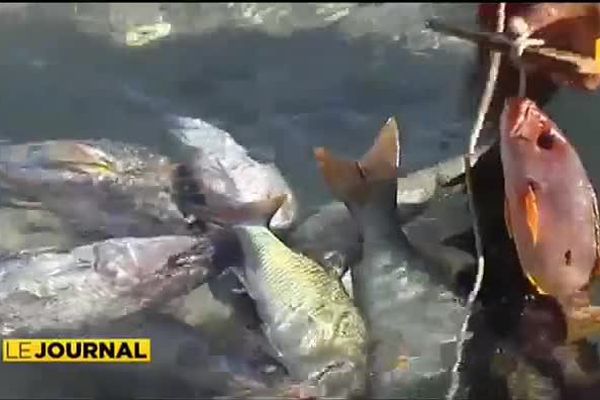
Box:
[286,201,363,278]
[192,194,368,398]
[0,235,215,336]
[287,149,487,283]
[0,139,191,241]
[166,115,298,232]
[0,311,289,399]
[314,117,465,398]
[500,96,600,343]
[0,207,77,254]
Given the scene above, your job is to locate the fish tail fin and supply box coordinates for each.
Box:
[314,117,400,208]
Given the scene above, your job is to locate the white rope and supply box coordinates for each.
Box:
[512,36,545,97]
[445,4,507,400]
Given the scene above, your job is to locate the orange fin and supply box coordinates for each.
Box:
[504,197,513,239]
[314,147,367,205]
[358,117,400,182]
[524,184,539,246]
[314,117,400,206]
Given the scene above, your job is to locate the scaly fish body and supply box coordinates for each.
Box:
[231,223,367,398]
[500,97,600,341]
[315,118,464,398]
[0,235,214,336]
[0,139,189,239]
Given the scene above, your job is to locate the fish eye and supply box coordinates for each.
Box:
[536,127,555,150]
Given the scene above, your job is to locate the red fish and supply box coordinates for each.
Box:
[500,96,600,342]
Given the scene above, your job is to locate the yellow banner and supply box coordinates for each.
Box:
[2,339,151,363]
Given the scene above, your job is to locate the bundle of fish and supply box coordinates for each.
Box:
[2,99,599,399]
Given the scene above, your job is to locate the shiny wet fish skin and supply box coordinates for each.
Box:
[167,115,298,232]
[0,235,214,336]
[500,97,600,343]
[205,196,367,398]
[0,139,190,240]
[314,118,464,398]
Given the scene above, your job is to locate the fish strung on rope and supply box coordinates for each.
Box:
[500,96,600,343]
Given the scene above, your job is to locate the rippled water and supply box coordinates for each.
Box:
[2,2,600,398]
[0,3,481,215]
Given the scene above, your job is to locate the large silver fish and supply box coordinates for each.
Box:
[0,207,76,254]
[315,117,465,398]
[195,195,367,398]
[0,139,189,242]
[167,115,298,232]
[0,235,214,336]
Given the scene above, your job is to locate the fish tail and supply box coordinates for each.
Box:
[314,117,400,209]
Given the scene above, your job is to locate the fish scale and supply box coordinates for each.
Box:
[241,226,352,310]
[231,224,367,397]
[314,118,465,399]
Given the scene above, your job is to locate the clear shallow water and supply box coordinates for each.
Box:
[2,3,600,398]
[0,3,482,218]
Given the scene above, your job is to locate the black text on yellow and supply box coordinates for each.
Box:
[2,339,151,363]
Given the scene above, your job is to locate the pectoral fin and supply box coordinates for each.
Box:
[524,184,539,246]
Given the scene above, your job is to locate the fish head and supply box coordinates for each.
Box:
[500,97,572,181]
[87,236,215,304]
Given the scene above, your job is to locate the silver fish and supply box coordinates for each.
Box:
[315,117,465,398]
[0,207,77,254]
[167,115,298,232]
[0,235,214,336]
[0,139,190,240]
